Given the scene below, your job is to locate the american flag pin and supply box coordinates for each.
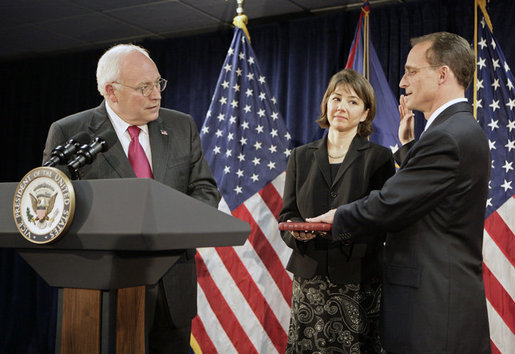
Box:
[160,130,168,135]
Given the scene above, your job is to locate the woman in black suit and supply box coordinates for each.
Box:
[279,69,395,353]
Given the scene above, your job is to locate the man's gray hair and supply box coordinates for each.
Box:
[96,44,150,97]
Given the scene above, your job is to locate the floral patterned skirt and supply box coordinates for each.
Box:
[286,275,384,354]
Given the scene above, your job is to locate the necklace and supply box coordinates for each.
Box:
[328,151,346,159]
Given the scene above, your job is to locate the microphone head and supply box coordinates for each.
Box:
[70,131,91,145]
[97,129,118,152]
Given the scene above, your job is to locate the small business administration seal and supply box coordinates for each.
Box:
[13,166,75,244]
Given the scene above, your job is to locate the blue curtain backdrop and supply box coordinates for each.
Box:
[1,0,513,352]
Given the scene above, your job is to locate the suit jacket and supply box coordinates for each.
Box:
[279,135,395,284]
[332,102,491,353]
[42,102,221,326]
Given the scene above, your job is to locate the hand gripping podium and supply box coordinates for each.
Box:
[0,178,250,354]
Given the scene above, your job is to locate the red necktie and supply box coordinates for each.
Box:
[127,126,153,178]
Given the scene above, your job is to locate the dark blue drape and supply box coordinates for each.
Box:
[1,0,513,352]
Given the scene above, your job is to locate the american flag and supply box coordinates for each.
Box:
[475,8,515,354]
[192,27,293,353]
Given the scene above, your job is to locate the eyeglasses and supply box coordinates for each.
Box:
[112,78,167,97]
[403,65,440,79]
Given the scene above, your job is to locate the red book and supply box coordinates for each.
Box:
[278,222,332,232]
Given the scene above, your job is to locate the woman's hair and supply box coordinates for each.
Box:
[316,69,376,137]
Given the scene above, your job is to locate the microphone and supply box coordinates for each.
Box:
[43,131,91,167]
[67,129,118,171]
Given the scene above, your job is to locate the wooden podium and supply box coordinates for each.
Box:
[0,178,250,353]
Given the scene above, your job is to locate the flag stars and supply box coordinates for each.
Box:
[227,48,234,56]
[271,97,277,104]
[270,129,278,137]
[247,57,255,65]
[224,63,232,72]
[478,57,486,70]
[504,61,511,72]
[245,88,253,97]
[258,109,266,117]
[217,113,225,122]
[267,161,276,170]
[201,126,209,134]
[506,98,515,110]
[491,79,500,90]
[230,100,239,108]
[215,129,224,138]
[234,186,243,194]
[243,105,252,113]
[236,68,243,76]
[225,149,232,157]
[258,76,266,84]
[259,92,266,100]
[254,141,263,150]
[500,179,512,192]
[238,52,245,60]
[285,132,292,140]
[219,96,227,105]
[271,112,279,120]
[233,84,240,92]
[491,38,496,50]
[213,146,221,155]
[502,161,514,173]
[284,148,292,157]
[240,137,247,145]
[241,121,250,130]
[478,38,487,50]
[229,116,237,125]
[507,79,514,91]
[505,139,515,152]
[221,80,229,89]
[477,79,484,90]
[252,157,261,166]
[488,139,496,150]
[227,132,234,141]
[269,145,277,153]
[507,120,515,132]
[475,99,482,109]
[224,166,231,174]
[246,72,255,81]
[489,99,500,112]
[237,153,245,161]
[256,125,264,134]
[251,174,259,182]
[236,169,244,178]
[488,119,499,130]
[486,198,493,208]
[492,58,500,70]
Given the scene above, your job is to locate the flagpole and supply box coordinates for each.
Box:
[233,0,251,42]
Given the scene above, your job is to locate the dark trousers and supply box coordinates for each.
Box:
[146,282,192,354]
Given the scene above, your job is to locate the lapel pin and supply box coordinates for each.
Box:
[160,130,168,136]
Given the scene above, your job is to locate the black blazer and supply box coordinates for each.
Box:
[42,102,221,326]
[332,103,491,353]
[279,135,395,284]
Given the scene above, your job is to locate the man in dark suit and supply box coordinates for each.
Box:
[308,32,491,353]
[43,44,221,353]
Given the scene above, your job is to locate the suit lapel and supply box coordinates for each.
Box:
[313,137,332,187]
[332,136,368,187]
[148,118,169,183]
[89,102,135,178]
[424,101,472,134]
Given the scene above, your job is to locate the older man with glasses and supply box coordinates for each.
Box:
[43,44,221,354]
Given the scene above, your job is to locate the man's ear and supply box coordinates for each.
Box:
[105,84,118,103]
[439,65,452,85]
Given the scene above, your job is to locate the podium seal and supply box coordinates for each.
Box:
[12,167,75,244]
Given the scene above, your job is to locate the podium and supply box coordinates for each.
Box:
[0,178,250,353]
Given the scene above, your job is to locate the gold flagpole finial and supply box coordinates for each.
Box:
[233,0,251,42]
